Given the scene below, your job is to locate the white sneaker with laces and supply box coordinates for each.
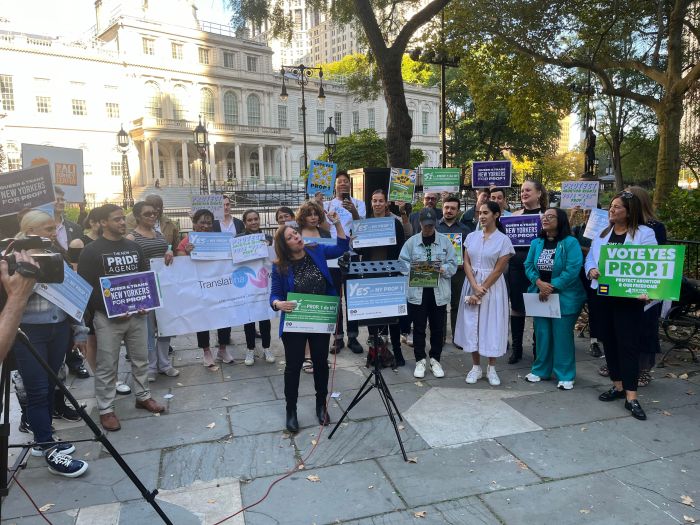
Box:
[557,380,574,390]
[465,365,483,384]
[244,349,255,366]
[263,348,276,363]
[487,365,501,386]
[429,358,445,378]
[525,373,541,383]
[413,358,426,378]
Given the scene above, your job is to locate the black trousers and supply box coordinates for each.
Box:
[281,331,330,409]
[244,320,271,349]
[196,328,231,349]
[408,288,446,362]
[330,268,359,339]
[593,294,644,391]
[444,269,466,337]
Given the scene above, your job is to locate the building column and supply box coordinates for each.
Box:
[285,147,291,182]
[208,141,217,184]
[258,143,265,183]
[181,141,189,181]
[280,146,287,181]
[241,91,248,126]
[144,138,153,181]
[152,139,160,181]
[235,143,242,182]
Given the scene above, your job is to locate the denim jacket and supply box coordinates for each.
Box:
[21,294,88,342]
[399,232,457,306]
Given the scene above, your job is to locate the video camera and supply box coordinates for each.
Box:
[0,236,64,283]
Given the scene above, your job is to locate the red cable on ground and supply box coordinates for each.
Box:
[6,468,54,524]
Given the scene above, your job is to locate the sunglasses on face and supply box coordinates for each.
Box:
[141,211,157,217]
[619,191,633,200]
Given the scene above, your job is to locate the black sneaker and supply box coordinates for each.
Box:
[53,405,82,422]
[329,338,345,354]
[68,365,90,379]
[589,342,603,358]
[348,337,364,354]
[32,441,76,457]
[18,418,30,434]
[45,449,88,478]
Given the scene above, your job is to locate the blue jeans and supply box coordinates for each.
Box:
[12,320,71,444]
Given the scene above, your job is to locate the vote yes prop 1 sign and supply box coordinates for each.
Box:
[598,245,685,300]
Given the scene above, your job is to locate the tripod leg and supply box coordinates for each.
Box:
[328,371,375,439]
[376,368,403,422]
[375,380,408,461]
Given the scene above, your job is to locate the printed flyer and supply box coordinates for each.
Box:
[283,293,340,333]
[388,168,417,202]
[409,261,441,287]
[100,271,161,318]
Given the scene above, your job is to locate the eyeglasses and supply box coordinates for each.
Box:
[141,211,157,217]
[541,214,558,221]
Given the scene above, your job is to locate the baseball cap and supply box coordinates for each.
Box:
[419,208,437,225]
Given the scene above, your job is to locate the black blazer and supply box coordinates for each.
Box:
[213,217,244,234]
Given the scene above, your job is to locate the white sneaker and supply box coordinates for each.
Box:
[400,334,408,344]
[413,359,426,378]
[116,382,131,395]
[487,365,501,386]
[429,358,444,378]
[244,349,255,366]
[525,373,541,383]
[465,365,483,384]
[405,334,414,347]
[147,373,157,382]
[558,380,574,390]
[263,348,276,363]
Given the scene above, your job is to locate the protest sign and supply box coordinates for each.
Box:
[346,276,408,321]
[472,160,512,187]
[583,208,610,240]
[231,233,269,263]
[191,194,224,222]
[22,144,85,203]
[500,215,541,246]
[306,160,337,198]
[0,165,55,217]
[560,181,600,209]
[422,168,461,193]
[445,233,463,265]
[34,262,91,322]
[388,168,417,202]
[303,236,336,246]
[283,293,339,334]
[189,231,234,260]
[409,261,441,287]
[153,257,274,336]
[351,217,397,248]
[100,271,161,318]
[597,244,686,300]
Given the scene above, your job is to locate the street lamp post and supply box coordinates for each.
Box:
[280,64,325,172]
[116,125,133,209]
[323,116,337,162]
[193,115,209,194]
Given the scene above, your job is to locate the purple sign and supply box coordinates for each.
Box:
[500,215,541,246]
[472,161,512,187]
[99,271,161,318]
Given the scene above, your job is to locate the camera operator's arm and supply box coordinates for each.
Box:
[0,252,38,361]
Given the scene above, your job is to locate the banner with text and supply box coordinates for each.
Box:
[560,181,600,209]
[352,217,397,248]
[422,168,461,193]
[501,215,541,246]
[34,262,91,322]
[346,276,408,321]
[283,293,339,333]
[191,194,224,222]
[597,244,685,300]
[471,160,512,187]
[100,271,162,318]
[306,160,337,198]
[189,232,234,260]
[22,144,85,203]
[152,257,274,336]
[0,165,55,217]
[388,168,417,202]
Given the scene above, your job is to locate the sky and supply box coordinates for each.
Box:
[1,0,231,38]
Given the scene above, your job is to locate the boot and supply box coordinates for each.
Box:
[508,316,525,364]
[285,408,299,433]
[316,400,330,426]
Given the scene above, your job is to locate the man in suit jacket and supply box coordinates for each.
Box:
[53,186,83,250]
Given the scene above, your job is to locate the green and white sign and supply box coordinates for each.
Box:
[422,168,461,193]
[282,293,340,334]
[598,244,686,300]
[409,261,441,288]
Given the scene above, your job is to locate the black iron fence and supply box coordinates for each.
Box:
[669,239,699,280]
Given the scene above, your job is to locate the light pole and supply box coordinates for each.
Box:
[116,125,133,209]
[323,116,337,162]
[280,64,325,171]
[193,115,209,194]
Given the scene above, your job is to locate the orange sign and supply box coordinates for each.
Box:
[55,162,78,185]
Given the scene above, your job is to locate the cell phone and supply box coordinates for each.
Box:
[340,192,350,202]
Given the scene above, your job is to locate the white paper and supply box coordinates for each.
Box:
[523,293,561,318]
[583,208,609,240]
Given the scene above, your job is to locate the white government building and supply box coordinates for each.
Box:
[0,0,441,206]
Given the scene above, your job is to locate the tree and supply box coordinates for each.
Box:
[449,0,700,207]
[230,0,451,167]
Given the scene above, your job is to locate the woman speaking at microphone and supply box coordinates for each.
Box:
[270,210,347,433]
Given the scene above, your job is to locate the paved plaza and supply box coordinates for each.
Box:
[3,321,700,525]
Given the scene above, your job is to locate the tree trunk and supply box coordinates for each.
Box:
[378,52,412,167]
[654,96,683,208]
[610,134,624,191]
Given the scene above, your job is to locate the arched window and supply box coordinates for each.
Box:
[172,84,187,120]
[223,91,239,125]
[144,81,162,118]
[200,88,215,122]
[247,94,261,126]
[249,151,260,178]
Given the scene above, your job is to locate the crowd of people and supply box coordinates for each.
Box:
[5,171,669,480]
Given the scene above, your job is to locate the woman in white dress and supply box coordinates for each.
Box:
[455,201,515,386]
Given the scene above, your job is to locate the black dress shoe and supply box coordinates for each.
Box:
[624,400,647,420]
[598,387,626,402]
[348,337,364,354]
[316,403,330,426]
[329,338,344,354]
[507,354,521,365]
[286,408,299,433]
[69,365,90,379]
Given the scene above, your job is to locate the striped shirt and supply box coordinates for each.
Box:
[130,230,168,269]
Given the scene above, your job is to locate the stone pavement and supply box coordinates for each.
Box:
[3,321,700,525]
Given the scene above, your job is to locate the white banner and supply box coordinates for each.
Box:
[152,257,275,337]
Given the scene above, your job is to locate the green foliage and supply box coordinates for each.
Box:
[657,188,700,242]
[619,133,658,186]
